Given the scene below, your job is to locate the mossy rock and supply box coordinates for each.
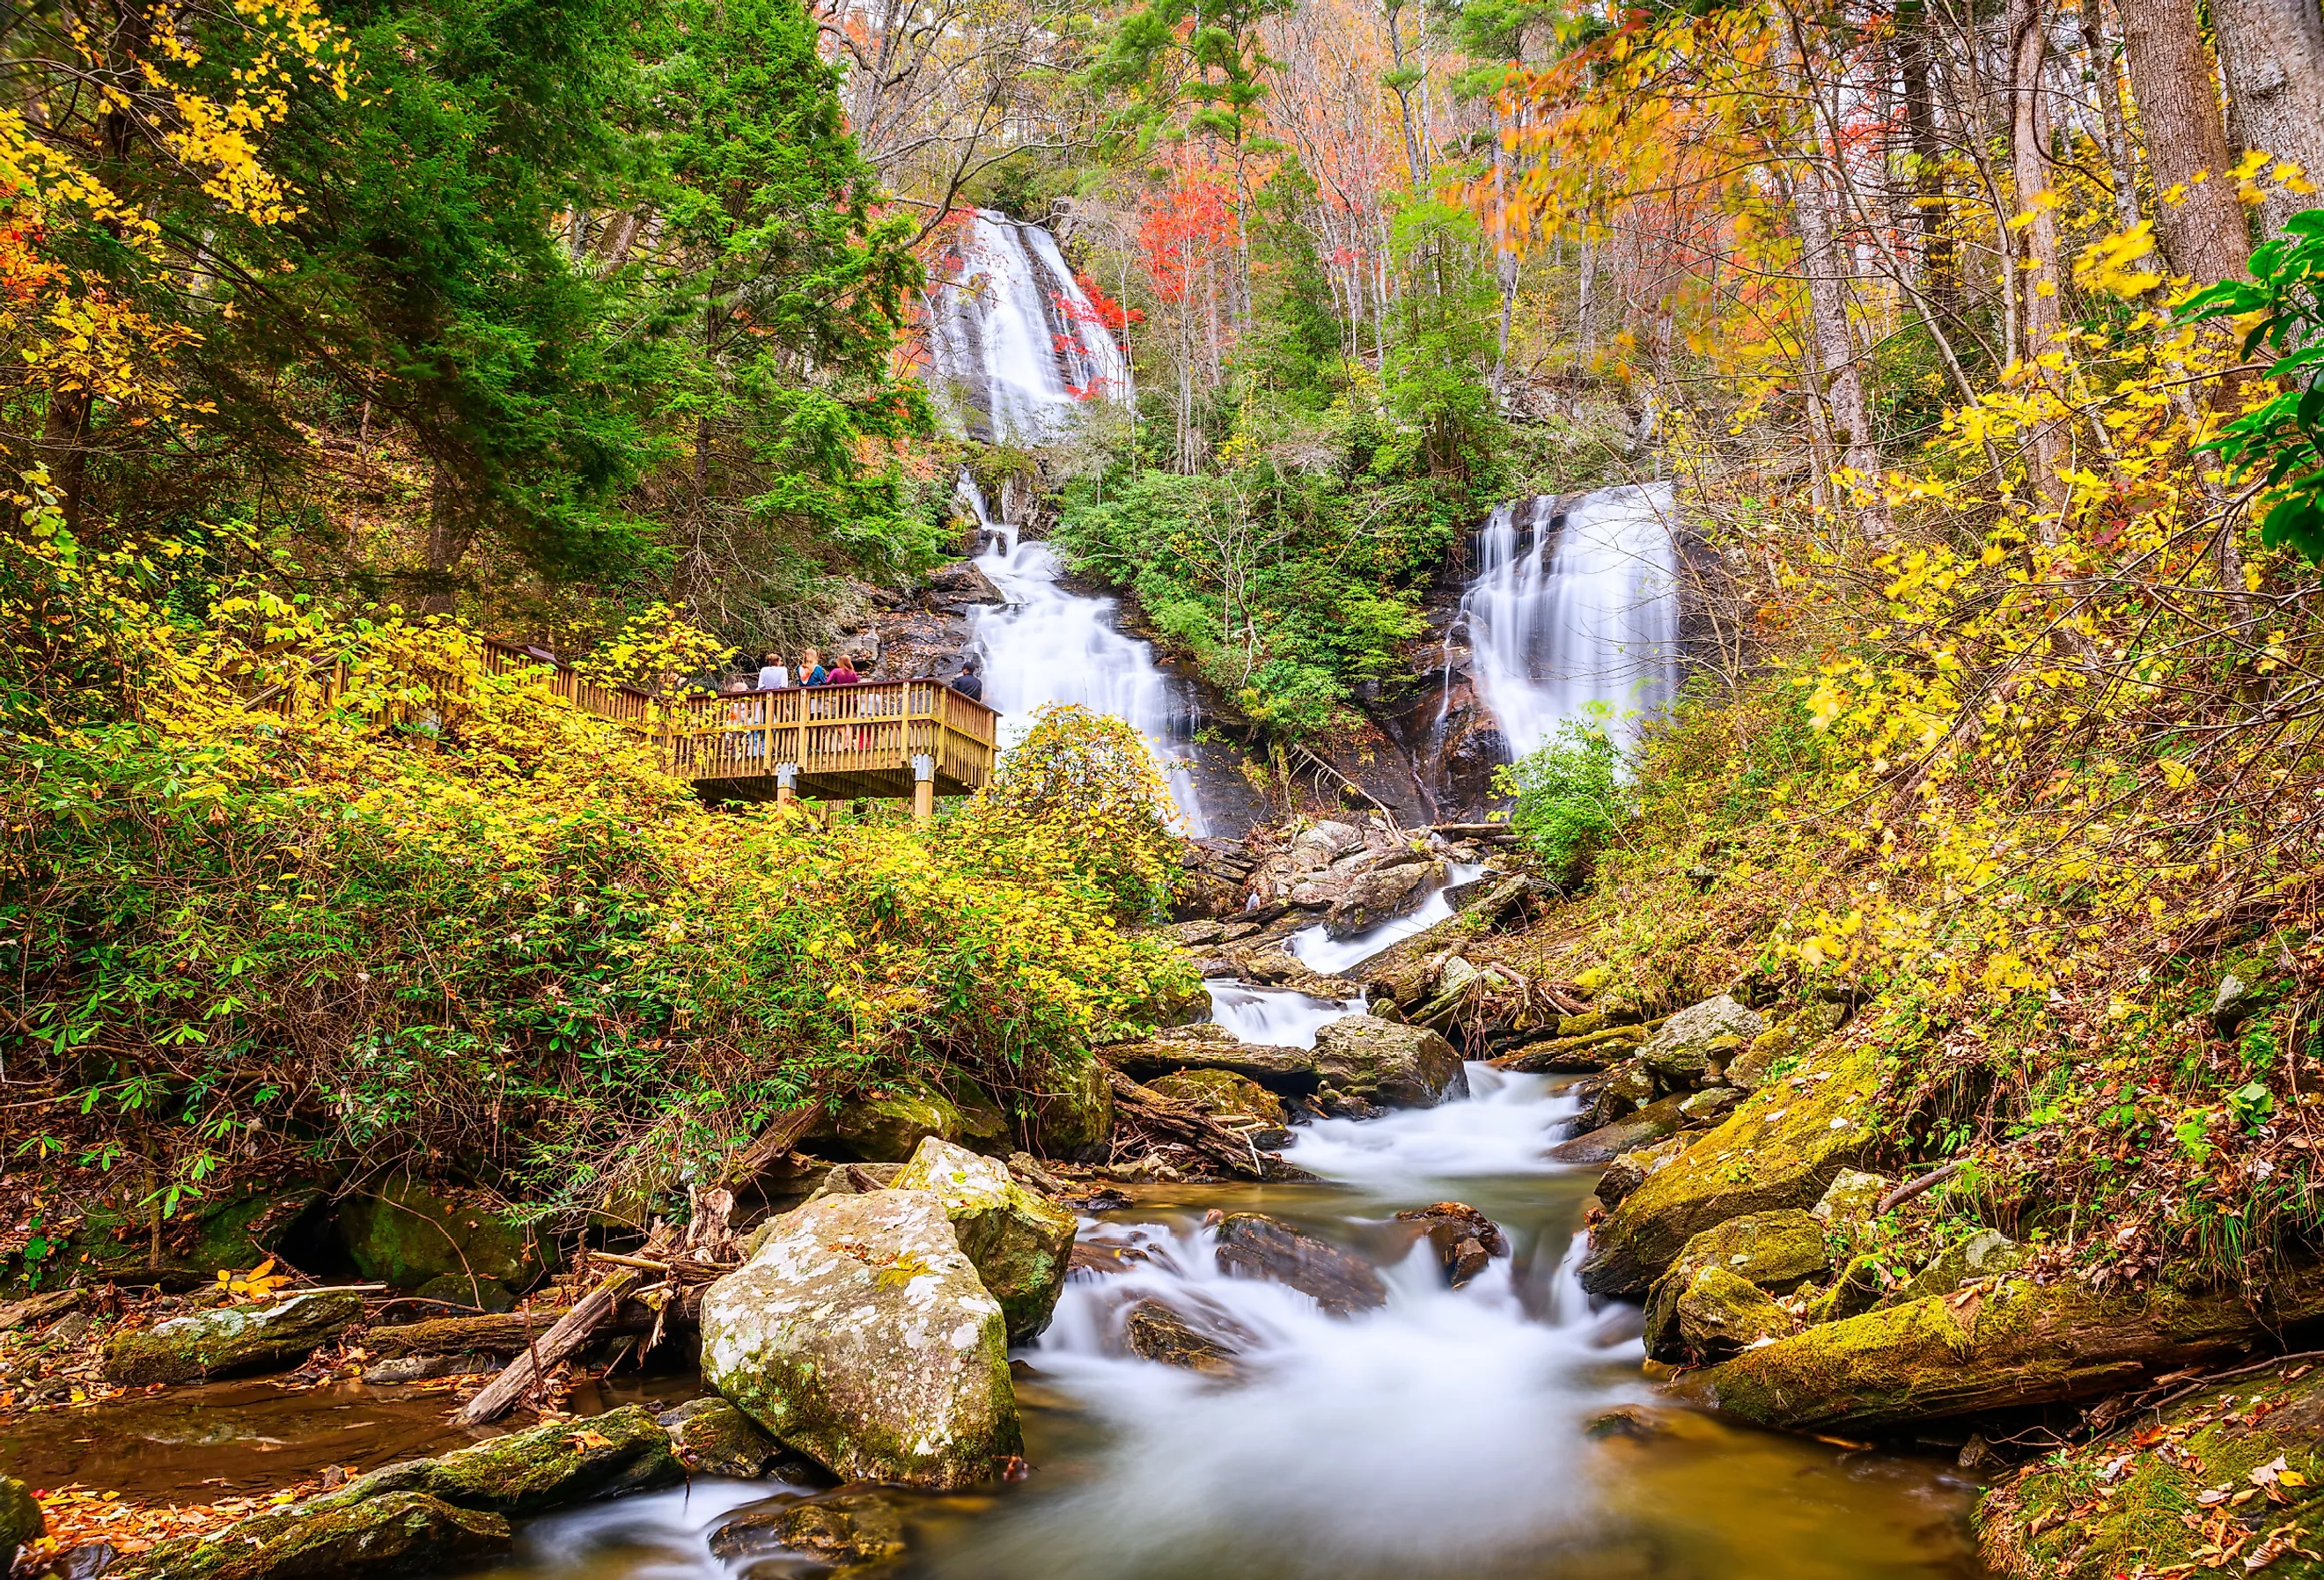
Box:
[1696,1266,2324,1434]
[411,1272,517,1313]
[0,1474,43,1556]
[114,1492,511,1580]
[337,1403,683,1515]
[1578,1046,1881,1297]
[826,1078,966,1162]
[337,1177,552,1293]
[103,1289,364,1385]
[1802,1251,1890,1325]
[711,1488,906,1575]
[1034,1054,1114,1160]
[1810,1169,1894,1245]
[1148,1068,1286,1128]
[1636,995,1766,1086]
[894,1136,1077,1341]
[1643,1209,1829,1362]
[1728,1002,1848,1092]
[1885,1229,2023,1308]
[1574,1059,1655,1130]
[69,1182,325,1288]
[1668,1266,1799,1363]
[659,1397,787,1479]
[1981,1360,2324,1580]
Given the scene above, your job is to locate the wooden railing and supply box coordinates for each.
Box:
[250,636,1000,812]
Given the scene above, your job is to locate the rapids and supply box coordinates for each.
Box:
[441,1067,1983,1580]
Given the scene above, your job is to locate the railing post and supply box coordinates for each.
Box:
[776,762,798,806]
[911,753,935,828]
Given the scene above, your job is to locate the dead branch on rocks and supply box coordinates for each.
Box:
[1106,1069,1312,1181]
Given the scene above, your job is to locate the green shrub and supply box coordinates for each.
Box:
[1493,709,1634,884]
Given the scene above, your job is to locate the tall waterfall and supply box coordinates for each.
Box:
[959,475,1209,834]
[925,210,1132,444]
[1456,481,1682,758]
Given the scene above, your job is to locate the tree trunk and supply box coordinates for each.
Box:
[2212,0,2324,239]
[2119,0,2251,286]
[2078,0,2145,233]
[421,466,473,616]
[2007,0,2067,510]
[1894,0,1956,317]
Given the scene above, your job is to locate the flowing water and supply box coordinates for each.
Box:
[447,1068,1983,1580]
[1201,980,1365,1047]
[960,474,1209,834]
[1457,483,1683,759]
[923,210,1131,445]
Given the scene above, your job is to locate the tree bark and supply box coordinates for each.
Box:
[2007,0,2067,510]
[2078,0,2145,233]
[454,1267,643,1425]
[2212,0,2324,239]
[1894,0,1956,316]
[2119,0,2252,286]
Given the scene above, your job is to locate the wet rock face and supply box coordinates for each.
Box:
[1213,1213,1387,1315]
[336,1176,552,1299]
[700,1189,1022,1489]
[893,1137,1077,1342]
[1311,1016,1467,1108]
[658,1397,789,1480]
[347,1404,684,1514]
[1595,1135,1686,1208]
[102,1289,364,1386]
[710,1488,906,1576]
[1546,1094,1687,1165]
[1323,857,1444,939]
[1666,1267,1799,1363]
[1123,1299,1243,1377]
[1642,1210,1831,1362]
[1034,1054,1114,1161]
[1393,1203,1510,1288]
[1636,995,1767,1086]
[157,1492,512,1580]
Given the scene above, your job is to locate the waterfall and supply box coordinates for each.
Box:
[924,210,1132,444]
[960,475,1209,834]
[1457,481,1682,760]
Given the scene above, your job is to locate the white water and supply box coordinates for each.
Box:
[1460,481,1683,759]
[1283,1063,1578,1188]
[961,474,1209,834]
[924,209,1131,444]
[1286,861,1488,976]
[1202,980,1364,1048]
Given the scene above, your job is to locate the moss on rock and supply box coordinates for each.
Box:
[1578,1046,1881,1297]
[827,1079,967,1162]
[1034,1054,1114,1159]
[114,1491,511,1580]
[1148,1068,1286,1128]
[894,1136,1077,1341]
[658,1397,786,1479]
[1670,1267,1800,1362]
[0,1474,43,1557]
[1980,1360,2324,1580]
[1642,1209,1829,1362]
[337,1176,551,1294]
[102,1289,364,1385]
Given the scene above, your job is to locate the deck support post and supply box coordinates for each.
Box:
[775,762,798,807]
[911,753,936,828]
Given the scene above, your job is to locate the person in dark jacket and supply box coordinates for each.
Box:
[951,656,984,701]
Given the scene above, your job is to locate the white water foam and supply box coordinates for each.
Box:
[924,209,1131,445]
[1460,482,1682,758]
[1202,981,1363,1048]
[959,474,1208,834]
[1284,1063,1578,1189]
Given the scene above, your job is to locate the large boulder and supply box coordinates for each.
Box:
[1578,1047,1880,1297]
[893,1137,1077,1341]
[1312,1016,1467,1107]
[1324,856,1444,938]
[70,1182,326,1290]
[103,1289,364,1385]
[1636,994,1766,1086]
[337,1177,553,1298]
[1148,1069,1286,1128]
[700,1189,1021,1489]
[0,1475,42,1559]
[1213,1213,1386,1315]
[1642,1210,1830,1361]
[1106,1024,1319,1093]
[823,1078,966,1162]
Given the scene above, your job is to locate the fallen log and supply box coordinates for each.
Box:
[1693,1265,2324,1434]
[1107,1070,1313,1182]
[1488,1024,1647,1073]
[368,1285,710,1362]
[719,1106,822,1189]
[455,1268,643,1425]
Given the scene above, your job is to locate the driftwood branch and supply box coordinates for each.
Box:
[1105,1069,1313,1182]
[454,1268,642,1425]
[1878,1159,1967,1216]
[720,1106,821,1189]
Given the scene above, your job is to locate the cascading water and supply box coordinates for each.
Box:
[924,210,1132,445]
[1202,980,1364,1048]
[960,474,1209,834]
[1458,481,1684,760]
[467,1062,1982,1580]
[1287,860,1488,977]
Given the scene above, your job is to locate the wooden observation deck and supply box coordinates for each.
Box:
[475,641,999,820]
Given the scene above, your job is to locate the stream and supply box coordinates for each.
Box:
[424,1064,1984,1580]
